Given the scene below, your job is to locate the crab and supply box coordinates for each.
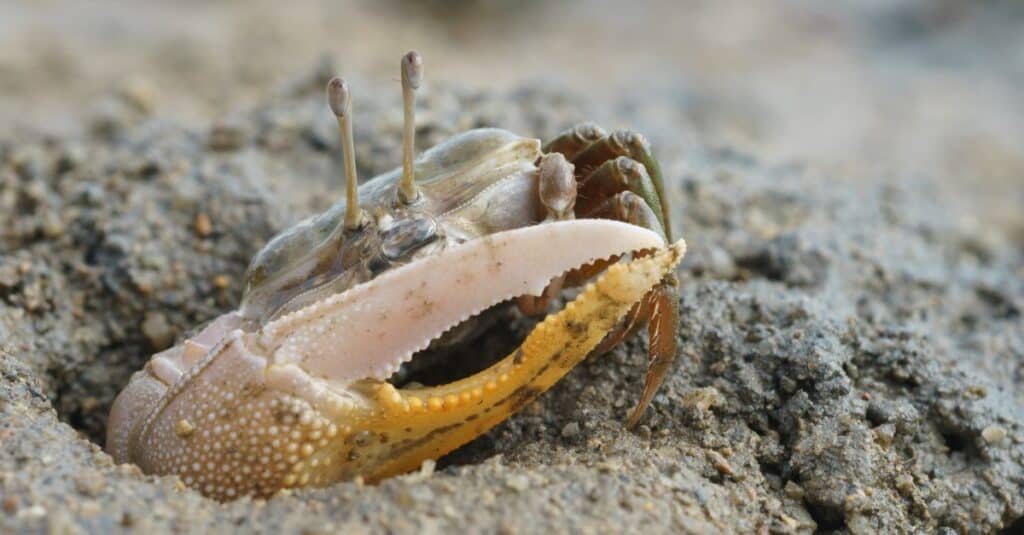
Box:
[107,51,686,501]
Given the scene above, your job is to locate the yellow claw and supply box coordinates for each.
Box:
[347,240,685,482]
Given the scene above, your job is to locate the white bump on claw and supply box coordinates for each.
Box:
[149,356,182,384]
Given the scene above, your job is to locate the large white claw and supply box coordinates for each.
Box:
[262,219,665,384]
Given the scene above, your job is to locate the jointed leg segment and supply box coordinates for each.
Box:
[529,124,682,427]
[541,122,607,161]
[560,128,672,242]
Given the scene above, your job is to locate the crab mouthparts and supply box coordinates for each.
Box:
[259,220,666,391]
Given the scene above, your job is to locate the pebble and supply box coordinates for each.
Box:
[506,474,530,492]
[80,397,100,413]
[194,213,214,237]
[596,460,621,473]
[894,474,916,496]
[18,505,46,519]
[966,385,988,399]
[41,212,64,238]
[873,423,896,449]
[707,246,738,279]
[208,119,248,151]
[706,450,735,477]
[682,387,723,413]
[117,76,156,114]
[778,513,800,529]
[212,274,232,289]
[0,263,19,288]
[560,422,580,438]
[419,459,436,477]
[783,481,804,499]
[79,500,101,517]
[141,312,175,350]
[406,486,434,504]
[844,490,870,512]
[301,525,338,535]
[3,495,18,514]
[981,425,1006,445]
[74,469,107,497]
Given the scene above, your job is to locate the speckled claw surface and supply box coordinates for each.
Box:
[108,221,684,500]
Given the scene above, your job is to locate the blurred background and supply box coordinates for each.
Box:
[2,0,1022,230]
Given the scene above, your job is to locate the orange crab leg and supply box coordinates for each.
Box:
[625,274,679,428]
[575,191,679,427]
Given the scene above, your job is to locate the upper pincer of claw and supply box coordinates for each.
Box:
[107,219,682,501]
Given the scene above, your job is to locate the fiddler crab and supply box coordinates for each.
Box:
[108,51,686,501]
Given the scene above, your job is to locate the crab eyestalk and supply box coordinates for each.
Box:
[399,50,423,205]
[327,77,363,230]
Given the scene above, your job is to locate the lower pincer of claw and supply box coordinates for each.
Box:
[108,219,685,501]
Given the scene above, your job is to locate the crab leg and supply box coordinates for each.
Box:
[541,122,607,161]
[561,191,664,288]
[519,155,667,314]
[576,156,666,238]
[565,129,672,241]
[587,191,665,239]
[626,274,679,428]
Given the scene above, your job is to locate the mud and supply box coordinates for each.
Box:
[2,2,1023,534]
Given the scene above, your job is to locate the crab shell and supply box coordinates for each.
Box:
[238,128,551,325]
[107,219,685,500]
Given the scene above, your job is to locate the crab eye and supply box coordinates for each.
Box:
[381,216,439,261]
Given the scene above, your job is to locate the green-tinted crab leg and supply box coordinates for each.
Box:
[587,191,665,243]
[542,122,607,162]
[571,130,673,242]
[576,156,666,240]
[622,135,672,242]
